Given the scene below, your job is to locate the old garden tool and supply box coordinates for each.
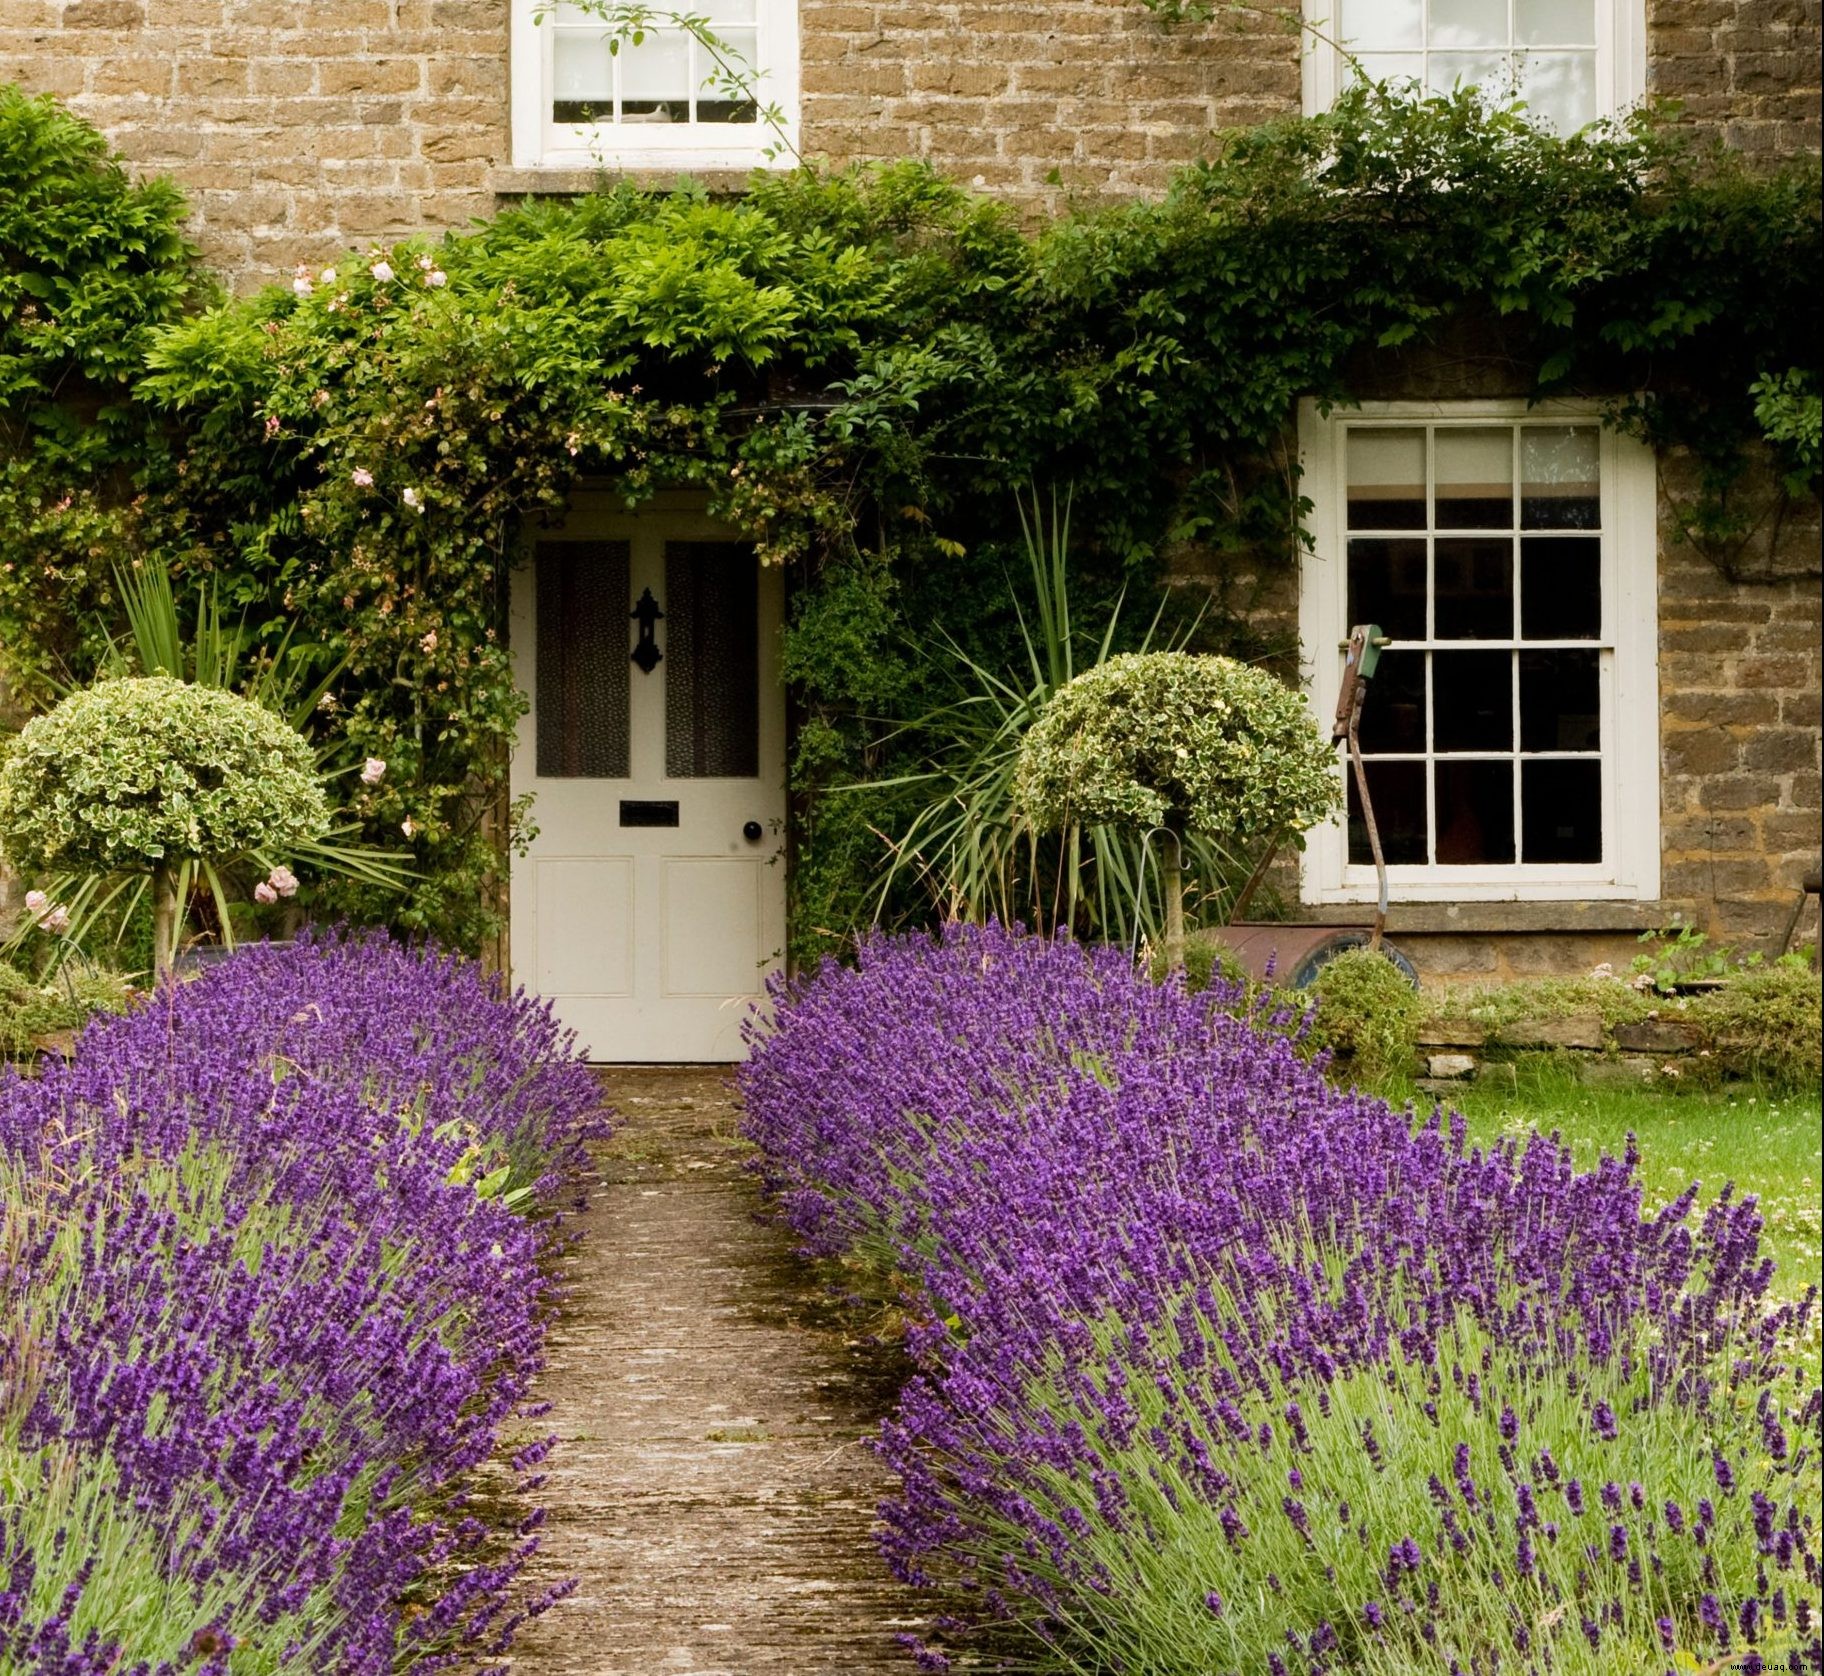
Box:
[1212,623,1415,988]
[1332,622,1392,951]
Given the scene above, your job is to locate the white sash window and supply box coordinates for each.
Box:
[1299,401,1660,904]
[1302,0,1646,131]
[512,0,800,170]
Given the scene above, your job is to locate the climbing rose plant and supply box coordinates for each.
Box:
[1016,651,1340,845]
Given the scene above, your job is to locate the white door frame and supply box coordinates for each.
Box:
[508,491,787,1062]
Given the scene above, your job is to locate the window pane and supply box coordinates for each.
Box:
[536,541,631,779]
[1435,428,1513,528]
[621,28,691,122]
[1518,51,1597,131]
[1431,0,1506,48]
[1356,647,1426,752]
[1520,536,1601,639]
[702,0,757,19]
[1427,51,1512,96]
[1436,760,1516,863]
[1433,649,1512,750]
[552,29,614,120]
[1522,759,1602,862]
[1348,537,1427,640]
[1347,428,1426,529]
[698,24,758,122]
[1340,0,1422,46]
[1518,0,1594,44]
[1349,759,1427,865]
[1521,425,1600,528]
[1519,649,1600,750]
[1433,537,1514,639]
[665,542,759,779]
[1353,50,1425,86]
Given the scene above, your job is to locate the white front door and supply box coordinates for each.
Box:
[509,497,786,1062]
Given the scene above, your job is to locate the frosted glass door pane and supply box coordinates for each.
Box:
[1431,0,1506,47]
[665,543,759,779]
[537,541,631,779]
[1518,0,1595,43]
[1339,0,1422,45]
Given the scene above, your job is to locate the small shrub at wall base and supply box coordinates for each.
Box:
[1303,944,1423,1088]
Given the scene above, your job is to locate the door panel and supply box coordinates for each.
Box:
[534,858,634,996]
[510,498,785,1062]
[661,857,764,997]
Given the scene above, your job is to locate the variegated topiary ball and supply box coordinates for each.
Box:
[1015,651,1341,844]
[0,674,329,874]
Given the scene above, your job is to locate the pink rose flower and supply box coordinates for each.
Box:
[23,889,47,913]
[254,881,279,905]
[351,467,374,488]
[361,757,386,785]
[267,865,299,899]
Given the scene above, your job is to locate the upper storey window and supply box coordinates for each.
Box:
[511,0,800,170]
[1303,0,1645,133]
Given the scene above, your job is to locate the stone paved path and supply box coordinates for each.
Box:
[508,1067,925,1676]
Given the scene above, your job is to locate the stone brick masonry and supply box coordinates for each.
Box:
[6,0,1818,288]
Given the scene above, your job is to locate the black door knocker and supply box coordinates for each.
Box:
[631,587,663,674]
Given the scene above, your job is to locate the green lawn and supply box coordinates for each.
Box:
[1406,1071,1823,1307]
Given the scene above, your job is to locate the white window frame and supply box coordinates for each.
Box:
[1300,0,1646,124]
[1298,398,1660,906]
[511,0,800,172]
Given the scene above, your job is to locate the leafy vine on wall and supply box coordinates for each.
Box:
[1,81,1818,956]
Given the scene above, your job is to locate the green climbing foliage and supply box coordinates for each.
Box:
[0,81,1816,955]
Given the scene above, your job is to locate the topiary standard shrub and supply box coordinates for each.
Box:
[0,675,329,972]
[1017,652,1340,968]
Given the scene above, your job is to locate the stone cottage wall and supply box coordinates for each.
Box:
[4,0,1816,289]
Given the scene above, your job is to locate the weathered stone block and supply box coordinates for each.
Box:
[1416,1018,1485,1048]
[1613,1018,1701,1053]
[1496,1015,1605,1051]
[1579,1056,1661,1090]
[1427,1053,1478,1079]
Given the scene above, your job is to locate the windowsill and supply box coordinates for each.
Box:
[490,164,762,197]
[1285,900,1682,935]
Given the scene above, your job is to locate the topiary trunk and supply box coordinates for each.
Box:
[151,861,180,978]
[1162,826,1185,975]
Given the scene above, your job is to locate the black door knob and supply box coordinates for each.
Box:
[742,820,764,843]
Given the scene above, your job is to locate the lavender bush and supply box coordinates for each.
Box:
[0,930,605,1672]
[740,924,1822,1673]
